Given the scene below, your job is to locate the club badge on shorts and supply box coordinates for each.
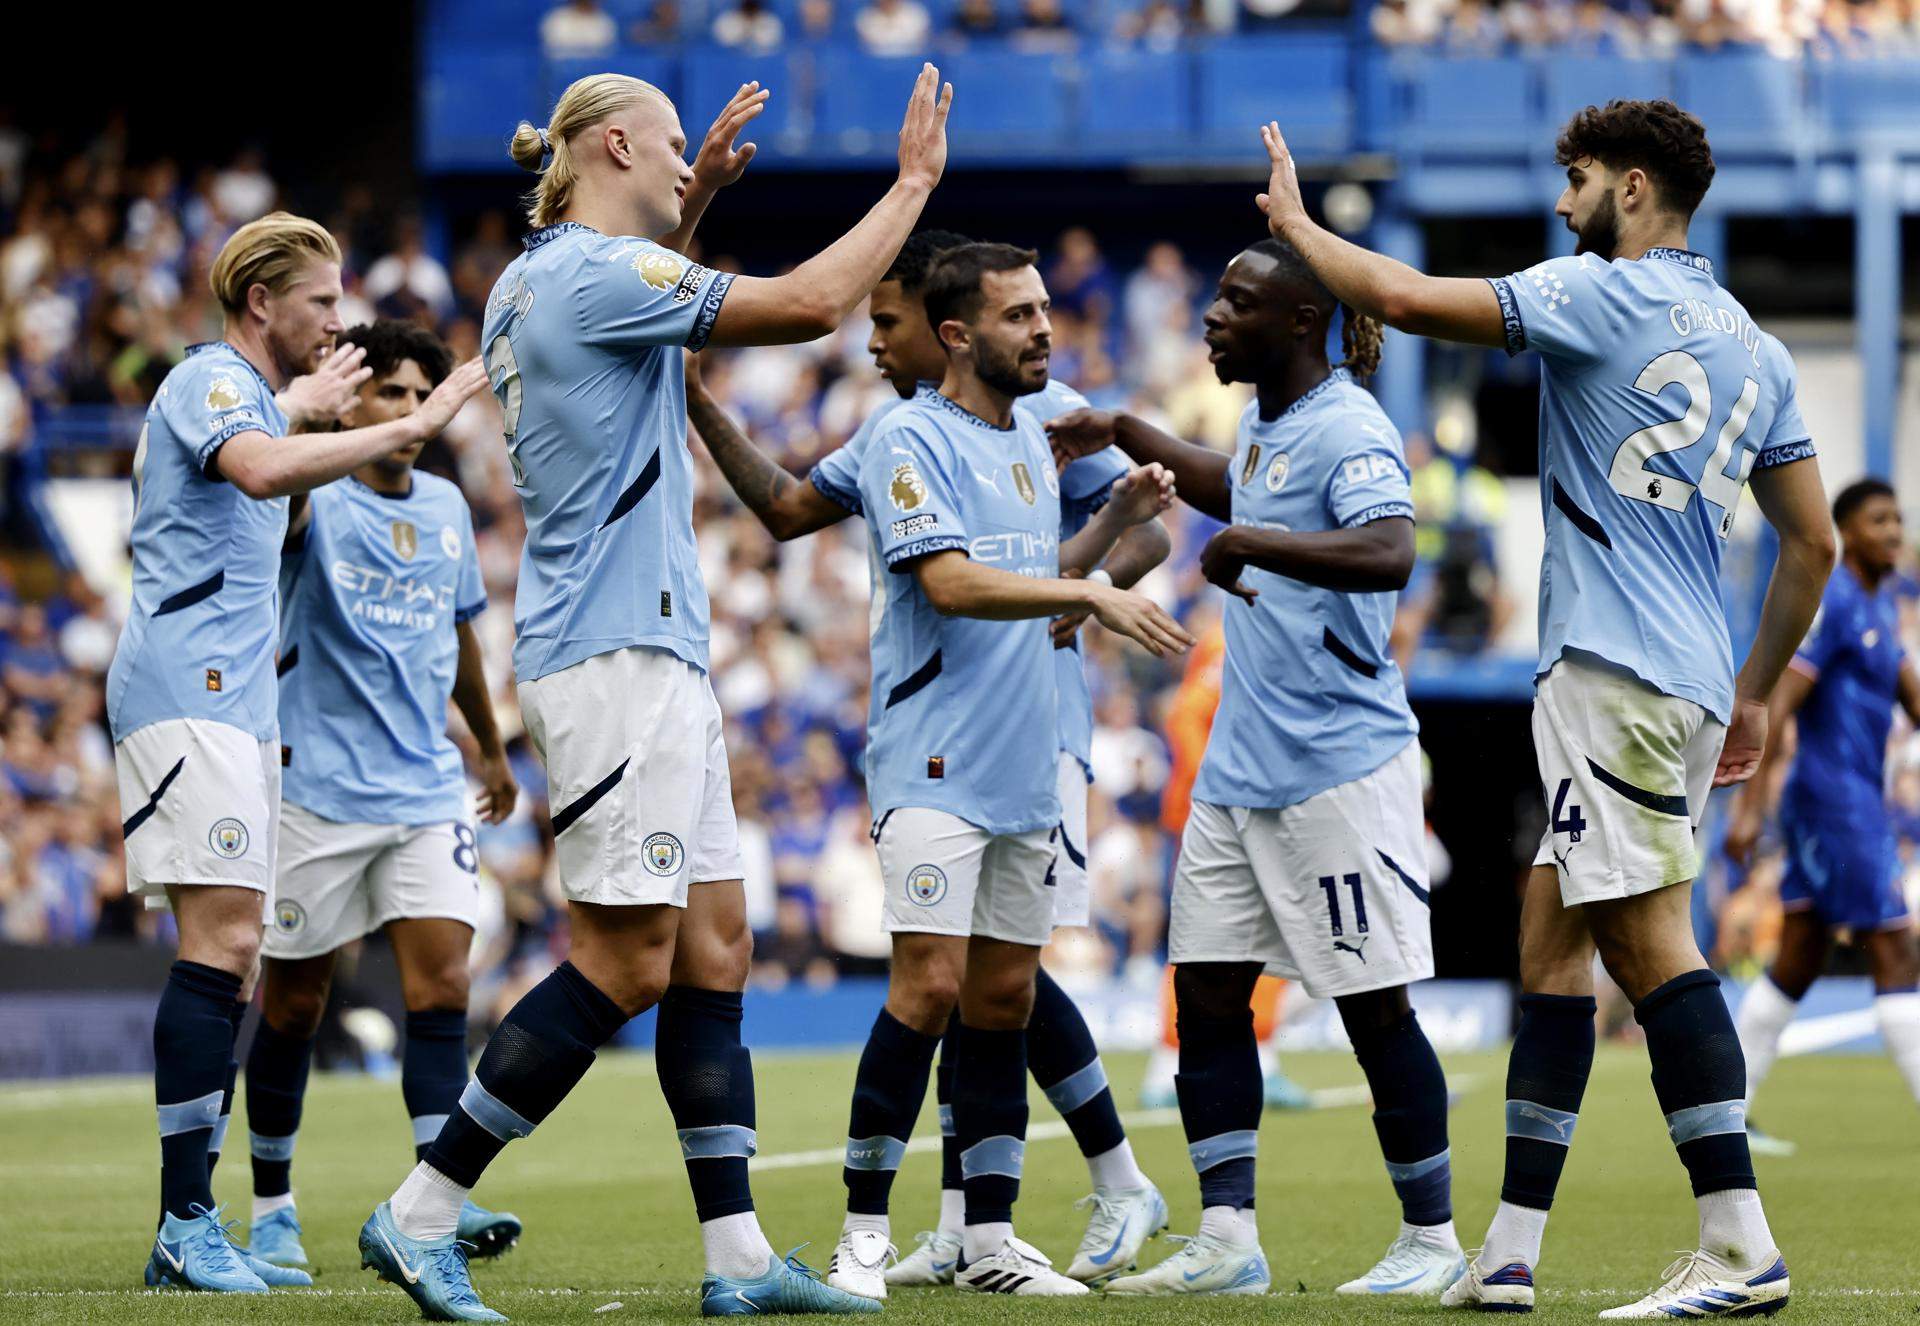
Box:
[905,864,948,907]
[643,831,684,877]
[274,899,306,935]
[209,818,250,859]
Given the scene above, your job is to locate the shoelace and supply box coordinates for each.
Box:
[1652,1250,1706,1294]
[906,1230,946,1256]
[779,1245,824,1281]
[185,1203,251,1276]
[1367,1229,1437,1279]
[424,1240,484,1309]
[1073,1191,1126,1240]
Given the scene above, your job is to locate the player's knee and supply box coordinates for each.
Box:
[407,961,471,1014]
[213,918,263,977]
[265,979,327,1039]
[1518,942,1594,996]
[1173,962,1260,1021]
[1335,985,1409,1038]
[889,969,960,1033]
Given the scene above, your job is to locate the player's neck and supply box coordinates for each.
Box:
[222,320,288,391]
[939,370,1015,429]
[557,197,641,239]
[1843,549,1888,592]
[1253,357,1333,422]
[353,461,415,497]
[1610,222,1691,264]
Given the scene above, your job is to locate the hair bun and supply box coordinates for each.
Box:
[509,121,548,173]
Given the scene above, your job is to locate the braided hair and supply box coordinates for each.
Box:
[1245,237,1385,381]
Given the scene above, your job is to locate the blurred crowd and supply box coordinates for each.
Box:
[1370,0,1920,57]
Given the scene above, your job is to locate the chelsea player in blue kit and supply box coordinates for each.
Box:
[852,243,1191,1296]
[1255,101,1837,1316]
[110,214,488,1296]
[242,321,521,1269]
[685,230,1177,1297]
[360,69,953,1321]
[1050,239,1465,1300]
[1726,479,1920,1138]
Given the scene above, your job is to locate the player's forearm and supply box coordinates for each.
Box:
[1270,215,1506,348]
[687,384,845,540]
[223,419,425,500]
[1736,530,1835,705]
[915,555,1097,621]
[1101,519,1172,590]
[1227,518,1414,592]
[1059,500,1135,578]
[452,622,505,760]
[1111,415,1232,520]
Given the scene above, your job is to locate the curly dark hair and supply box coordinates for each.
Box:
[338,319,453,388]
[922,242,1041,330]
[1833,476,1895,526]
[1555,99,1715,219]
[883,229,977,292]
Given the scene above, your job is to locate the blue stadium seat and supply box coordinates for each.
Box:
[1396,54,1535,155]
[681,46,801,149]
[1675,53,1804,156]
[1195,35,1352,157]
[1078,46,1191,148]
[940,48,1073,150]
[815,52,930,159]
[420,45,544,172]
[1542,56,1674,132]
[546,52,679,108]
[424,0,544,42]
[1813,57,1920,143]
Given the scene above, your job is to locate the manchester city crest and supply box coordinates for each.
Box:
[643,831,685,877]
[905,864,948,907]
[440,525,461,559]
[209,818,250,859]
[1266,453,1291,493]
[391,521,418,560]
[1011,462,1037,505]
[274,900,306,934]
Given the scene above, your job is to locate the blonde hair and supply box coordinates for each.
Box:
[511,74,672,229]
[209,212,342,314]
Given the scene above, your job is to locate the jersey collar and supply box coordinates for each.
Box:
[920,384,1016,432]
[1259,366,1351,426]
[187,341,276,397]
[524,221,599,251]
[349,474,415,501]
[1642,247,1714,277]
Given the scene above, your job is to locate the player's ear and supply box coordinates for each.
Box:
[1290,302,1319,338]
[603,123,630,169]
[1621,165,1650,211]
[247,281,273,324]
[938,318,968,356]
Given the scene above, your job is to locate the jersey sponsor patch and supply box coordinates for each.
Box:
[890,461,929,511]
[890,513,939,540]
[1340,455,1398,487]
[905,863,948,906]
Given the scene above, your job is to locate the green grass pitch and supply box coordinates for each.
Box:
[1,1046,1912,1323]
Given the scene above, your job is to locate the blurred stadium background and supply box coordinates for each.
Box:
[1,0,1917,1084]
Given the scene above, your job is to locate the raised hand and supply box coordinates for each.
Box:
[411,357,490,441]
[1107,462,1176,527]
[1045,408,1118,468]
[1254,121,1307,242]
[278,342,371,429]
[897,63,953,192]
[691,82,769,193]
[1089,584,1196,658]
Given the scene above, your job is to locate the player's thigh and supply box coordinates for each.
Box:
[1049,753,1093,929]
[366,820,482,945]
[565,899,683,1016]
[1861,923,1920,992]
[386,916,478,1012]
[1259,742,1436,999]
[960,933,1043,1028]
[875,807,990,940]
[1581,881,1705,1003]
[265,805,385,961]
[117,718,276,908]
[1167,801,1285,968]
[1517,863,1596,996]
[973,825,1056,949]
[520,646,708,908]
[672,879,751,992]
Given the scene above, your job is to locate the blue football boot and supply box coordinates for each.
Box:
[457,1199,523,1260]
[249,1204,309,1267]
[701,1248,883,1316]
[143,1204,268,1293]
[359,1200,506,1322]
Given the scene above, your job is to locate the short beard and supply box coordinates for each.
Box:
[974,339,1044,399]
[1573,190,1622,258]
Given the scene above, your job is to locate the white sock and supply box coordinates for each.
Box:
[963,1220,1013,1263]
[1198,1204,1257,1247]
[1142,1045,1177,1099]
[1481,1200,1549,1271]
[1874,989,1920,1103]
[389,1162,468,1241]
[842,1211,888,1238]
[1697,1188,1775,1268]
[937,1188,965,1237]
[1087,1139,1149,1192]
[702,1211,776,1278]
[251,1191,296,1222]
[1256,1042,1279,1080]
[1406,1216,1459,1248]
[1733,975,1799,1109]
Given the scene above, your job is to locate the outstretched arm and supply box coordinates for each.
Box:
[911,550,1194,658]
[1048,409,1233,522]
[1255,123,1507,348]
[1058,465,1175,577]
[684,353,850,540]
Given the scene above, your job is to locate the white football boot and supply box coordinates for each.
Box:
[824,1227,894,1301]
[1104,1232,1270,1296]
[1064,1184,1169,1285]
[1337,1221,1469,1295]
[1598,1248,1789,1319]
[1439,1249,1535,1312]
[953,1235,1089,1296]
[884,1229,961,1287]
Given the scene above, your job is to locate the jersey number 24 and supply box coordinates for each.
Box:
[1607,349,1759,539]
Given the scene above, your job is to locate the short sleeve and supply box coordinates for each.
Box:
[811,443,864,514]
[1324,421,1415,529]
[1486,255,1610,366]
[1754,353,1816,472]
[859,425,968,571]
[1060,445,1129,520]
[576,239,734,354]
[167,358,274,481]
[453,504,488,624]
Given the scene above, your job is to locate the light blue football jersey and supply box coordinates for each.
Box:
[1488,248,1815,722]
[813,378,1127,774]
[107,342,290,743]
[277,474,487,826]
[1191,370,1419,810]
[482,222,733,684]
[858,388,1064,835]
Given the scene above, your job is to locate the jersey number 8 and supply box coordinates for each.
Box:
[1607,349,1759,539]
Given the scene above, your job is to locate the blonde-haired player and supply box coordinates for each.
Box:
[110,211,487,1294]
[358,67,950,1321]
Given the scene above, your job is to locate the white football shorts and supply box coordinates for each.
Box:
[1531,650,1724,907]
[1169,739,1434,999]
[519,645,743,907]
[1050,752,1092,928]
[264,802,481,960]
[115,717,280,911]
[874,806,1056,948]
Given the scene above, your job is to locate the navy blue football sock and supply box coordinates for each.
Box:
[245,1019,314,1199]
[1027,967,1126,1160]
[1175,1004,1261,1210]
[937,1026,962,1193]
[1636,970,1757,1197]
[842,1009,940,1216]
[206,1001,245,1179]
[155,961,243,1219]
[951,1021,1029,1227]
[1501,992,1596,1211]
[656,985,759,1222]
[1349,1010,1452,1225]
[425,961,628,1188]
[404,1009,470,1162]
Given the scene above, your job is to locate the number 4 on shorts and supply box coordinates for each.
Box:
[1551,778,1586,842]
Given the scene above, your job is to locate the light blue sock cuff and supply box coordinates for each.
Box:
[679,1124,758,1160]
[938,1104,954,1138]
[1666,1100,1747,1145]
[844,1134,908,1171]
[1506,1099,1579,1146]
[207,1114,230,1154]
[1383,1147,1451,1183]
[1042,1058,1109,1115]
[459,1079,536,1142]
[411,1113,449,1148]
[960,1134,1026,1180]
[157,1090,223,1138]
[1188,1128,1258,1173]
[249,1130,298,1161]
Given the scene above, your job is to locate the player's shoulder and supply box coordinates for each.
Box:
[161,343,265,410]
[1018,377,1091,423]
[850,393,913,448]
[409,469,472,515]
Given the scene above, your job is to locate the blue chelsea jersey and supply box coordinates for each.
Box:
[278,474,488,825]
[107,342,290,743]
[812,378,1128,774]
[857,389,1065,835]
[482,222,733,684]
[1488,248,1816,722]
[1192,370,1420,810]
[1781,567,1904,823]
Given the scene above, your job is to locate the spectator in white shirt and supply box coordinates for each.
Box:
[541,0,617,56]
[714,0,785,48]
[856,0,932,53]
